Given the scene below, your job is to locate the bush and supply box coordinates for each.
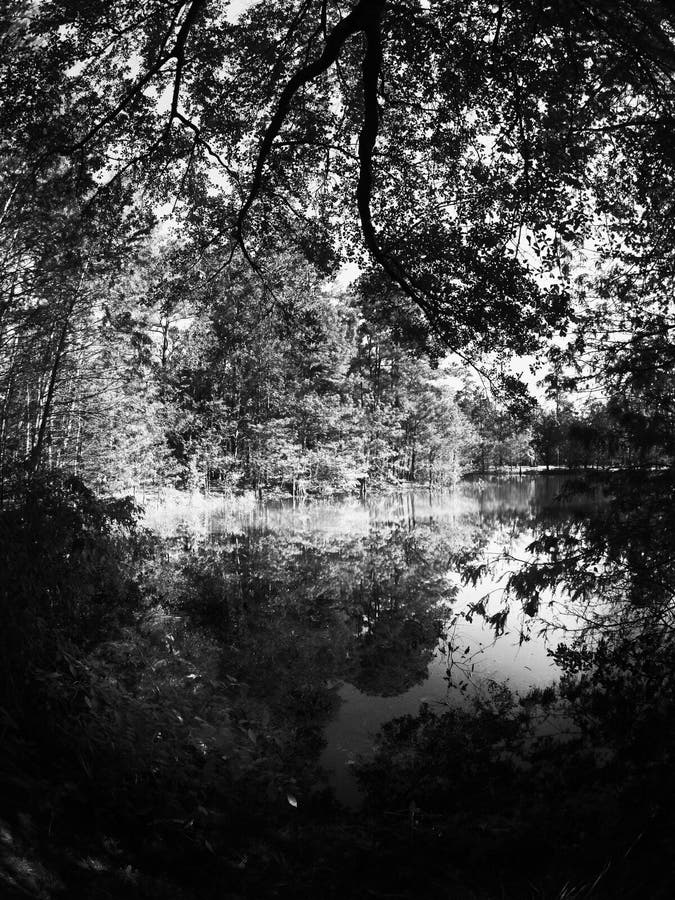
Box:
[0,475,304,899]
[0,475,143,707]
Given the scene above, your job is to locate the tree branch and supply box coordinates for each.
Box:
[356,1,419,303]
[169,0,208,122]
[232,0,500,389]
[70,0,206,152]
[235,0,383,243]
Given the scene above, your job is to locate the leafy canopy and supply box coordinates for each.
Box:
[3,1,675,361]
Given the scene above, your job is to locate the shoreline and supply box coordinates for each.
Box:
[128,466,631,511]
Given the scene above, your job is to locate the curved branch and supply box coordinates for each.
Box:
[355,17,499,386]
[355,2,419,302]
[169,0,208,122]
[173,112,240,181]
[234,0,491,383]
[235,0,383,242]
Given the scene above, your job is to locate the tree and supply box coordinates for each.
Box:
[0,183,157,492]
[6,1,675,381]
[457,379,532,473]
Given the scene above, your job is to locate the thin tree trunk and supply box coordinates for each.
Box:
[29,268,87,473]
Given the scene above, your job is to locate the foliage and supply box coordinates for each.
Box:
[0,475,140,693]
[461,471,675,638]
[355,471,675,896]
[0,478,292,898]
[355,638,675,898]
[147,251,476,493]
[0,478,473,897]
[5,1,675,386]
[2,467,675,898]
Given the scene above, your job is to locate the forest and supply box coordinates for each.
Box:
[1,1,674,898]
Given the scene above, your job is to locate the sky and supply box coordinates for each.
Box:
[227,0,259,22]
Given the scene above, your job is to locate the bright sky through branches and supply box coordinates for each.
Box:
[227,0,259,22]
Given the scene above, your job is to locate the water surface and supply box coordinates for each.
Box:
[145,475,600,804]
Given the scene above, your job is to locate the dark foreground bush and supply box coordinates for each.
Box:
[0,476,309,899]
[355,631,675,900]
[0,475,141,697]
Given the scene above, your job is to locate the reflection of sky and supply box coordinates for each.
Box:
[321,527,568,806]
[144,476,597,805]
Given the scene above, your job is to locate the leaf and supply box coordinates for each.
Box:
[287,793,298,808]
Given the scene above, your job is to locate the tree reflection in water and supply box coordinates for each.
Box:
[148,472,675,892]
[166,474,625,795]
[175,518,464,703]
[460,471,674,642]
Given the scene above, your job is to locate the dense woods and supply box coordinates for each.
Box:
[2,227,670,497]
[1,1,675,898]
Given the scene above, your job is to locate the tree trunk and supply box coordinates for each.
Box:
[29,267,86,473]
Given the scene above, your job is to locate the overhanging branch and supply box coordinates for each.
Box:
[232,0,497,386]
[235,0,384,243]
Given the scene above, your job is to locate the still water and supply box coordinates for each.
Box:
[145,475,599,805]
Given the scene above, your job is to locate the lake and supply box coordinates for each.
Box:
[144,474,602,805]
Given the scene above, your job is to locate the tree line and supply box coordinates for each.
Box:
[2,215,668,500]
